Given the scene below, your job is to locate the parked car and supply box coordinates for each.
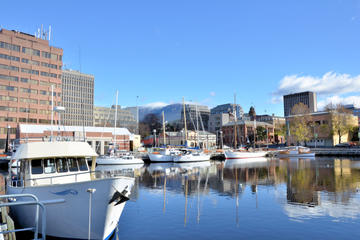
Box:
[335,142,356,148]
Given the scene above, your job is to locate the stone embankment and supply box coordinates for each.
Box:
[313,148,360,156]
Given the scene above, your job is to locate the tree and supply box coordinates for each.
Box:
[274,124,286,144]
[289,103,313,145]
[256,126,267,141]
[139,113,162,138]
[325,103,355,144]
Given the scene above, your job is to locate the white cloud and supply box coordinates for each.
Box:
[209,91,216,97]
[141,102,168,109]
[317,95,360,110]
[275,72,360,96]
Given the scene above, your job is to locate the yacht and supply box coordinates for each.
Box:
[173,149,211,163]
[7,141,134,240]
[224,149,267,159]
[97,154,144,165]
[276,146,315,158]
[148,148,181,162]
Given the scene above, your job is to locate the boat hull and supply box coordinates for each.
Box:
[173,154,210,163]
[277,153,315,158]
[224,151,267,159]
[97,156,144,165]
[7,177,134,240]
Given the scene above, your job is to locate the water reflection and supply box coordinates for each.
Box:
[94,157,360,239]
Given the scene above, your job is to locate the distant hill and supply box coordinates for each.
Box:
[139,103,183,123]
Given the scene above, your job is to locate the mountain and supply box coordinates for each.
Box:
[139,103,183,123]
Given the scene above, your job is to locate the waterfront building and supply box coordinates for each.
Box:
[283,91,317,116]
[157,130,216,148]
[61,69,94,126]
[344,104,360,126]
[222,120,275,147]
[0,28,63,149]
[17,124,133,154]
[210,103,244,117]
[94,105,137,133]
[286,111,358,147]
[181,104,210,131]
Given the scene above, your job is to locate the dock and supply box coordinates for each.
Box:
[313,148,360,157]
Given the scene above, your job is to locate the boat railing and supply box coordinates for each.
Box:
[0,193,46,240]
[9,170,125,188]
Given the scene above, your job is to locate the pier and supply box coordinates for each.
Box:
[313,148,360,157]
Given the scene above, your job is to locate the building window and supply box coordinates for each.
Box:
[0,75,18,82]
[0,41,20,52]
[22,47,40,56]
[0,106,17,112]
[0,63,19,72]
[0,95,17,101]
[0,53,19,62]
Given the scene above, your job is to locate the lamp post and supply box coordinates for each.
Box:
[153,129,157,147]
[220,130,223,149]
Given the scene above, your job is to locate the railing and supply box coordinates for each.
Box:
[0,194,46,240]
[8,170,127,188]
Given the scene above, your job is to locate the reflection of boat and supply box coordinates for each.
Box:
[174,161,211,170]
[224,150,267,159]
[277,146,315,158]
[147,162,175,175]
[173,149,211,163]
[96,163,144,172]
[224,157,268,169]
[7,141,134,240]
[97,155,144,165]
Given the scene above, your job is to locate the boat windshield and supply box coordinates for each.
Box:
[31,159,43,174]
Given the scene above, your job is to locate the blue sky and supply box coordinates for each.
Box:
[1,0,360,116]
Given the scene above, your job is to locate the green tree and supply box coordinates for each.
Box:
[256,126,267,141]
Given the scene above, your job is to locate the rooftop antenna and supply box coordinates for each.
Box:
[41,24,43,39]
[48,25,51,41]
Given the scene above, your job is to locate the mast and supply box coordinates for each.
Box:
[51,84,54,141]
[162,111,166,146]
[114,90,118,149]
[195,104,200,148]
[183,97,187,146]
[233,94,237,149]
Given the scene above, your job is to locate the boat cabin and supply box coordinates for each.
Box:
[9,141,98,187]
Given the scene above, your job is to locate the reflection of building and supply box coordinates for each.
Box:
[0,28,63,149]
[62,69,94,126]
[94,105,137,132]
[222,120,274,147]
[283,91,317,116]
[17,124,131,154]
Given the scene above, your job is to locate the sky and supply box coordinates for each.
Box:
[1,0,360,116]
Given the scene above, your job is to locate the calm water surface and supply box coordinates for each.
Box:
[106,157,360,240]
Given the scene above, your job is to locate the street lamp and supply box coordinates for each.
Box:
[153,129,157,147]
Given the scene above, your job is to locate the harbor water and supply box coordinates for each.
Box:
[2,157,360,239]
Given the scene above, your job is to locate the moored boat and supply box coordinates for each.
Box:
[224,149,267,159]
[97,154,144,165]
[7,141,134,240]
[276,146,315,158]
[173,149,211,163]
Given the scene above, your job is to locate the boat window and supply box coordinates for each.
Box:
[31,159,43,174]
[67,158,79,172]
[44,158,56,174]
[77,158,88,171]
[56,158,68,173]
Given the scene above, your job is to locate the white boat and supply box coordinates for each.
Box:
[173,149,211,163]
[97,154,144,165]
[276,146,315,158]
[224,149,267,159]
[96,163,144,172]
[7,141,134,240]
[148,148,181,162]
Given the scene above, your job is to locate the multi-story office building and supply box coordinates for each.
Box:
[283,91,317,116]
[210,103,244,118]
[62,69,94,126]
[181,104,210,131]
[344,104,360,126]
[209,113,231,133]
[0,29,63,149]
[94,105,137,133]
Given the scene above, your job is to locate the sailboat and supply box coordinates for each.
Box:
[148,111,182,162]
[97,91,143,165]
[173,99,210,163]
[224,94,267,160]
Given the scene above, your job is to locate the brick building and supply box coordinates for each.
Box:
[0,28,63,149]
